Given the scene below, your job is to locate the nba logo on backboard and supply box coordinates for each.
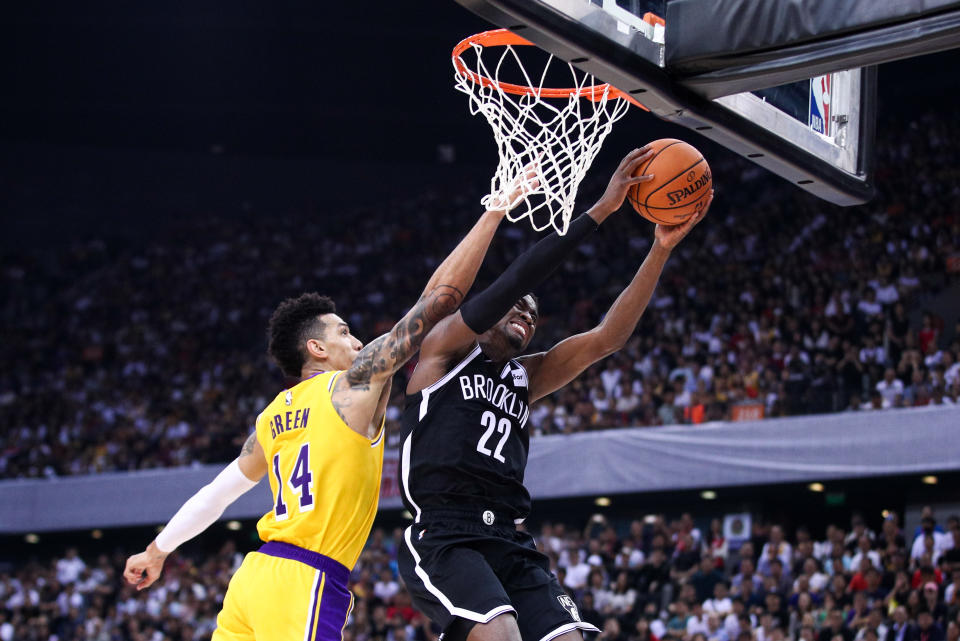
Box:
[809,74,831,137]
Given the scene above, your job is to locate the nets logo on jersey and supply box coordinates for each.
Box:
[558,595,581,621]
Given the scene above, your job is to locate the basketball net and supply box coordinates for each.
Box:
[453,30,633,235]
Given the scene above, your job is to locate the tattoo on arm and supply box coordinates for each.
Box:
[240,433,257,457]
[330,385,354,426]
[424,285,464,324]
[344,284,464,390]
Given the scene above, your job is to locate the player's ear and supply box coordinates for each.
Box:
[305,338,327,361]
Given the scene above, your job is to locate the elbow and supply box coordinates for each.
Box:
[423,286,464,324]
[602,341,626,359]
[591,323,629,358]
[595,334,627,359]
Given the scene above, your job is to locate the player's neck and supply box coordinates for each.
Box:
[477,341,515,365]
[301,364,326,379]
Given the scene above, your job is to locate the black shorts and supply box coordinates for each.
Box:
[398,508,598,641]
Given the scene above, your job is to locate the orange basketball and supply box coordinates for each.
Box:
[627,139,712,225]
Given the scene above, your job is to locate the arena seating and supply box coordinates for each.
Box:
[1,511,957,641]
[0,110,958,479]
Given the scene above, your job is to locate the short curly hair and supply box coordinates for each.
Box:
[267,293,337,378]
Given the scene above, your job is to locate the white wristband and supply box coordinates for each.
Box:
[155,459,259,554]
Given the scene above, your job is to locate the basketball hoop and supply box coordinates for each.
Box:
[453,29,644,235]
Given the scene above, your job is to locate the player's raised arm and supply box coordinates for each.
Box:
[407,147,657,394]
[519,191,712,403]
[123,432,267,591]
[330,179,536,429]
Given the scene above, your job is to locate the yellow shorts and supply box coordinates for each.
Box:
[213,541,353,641]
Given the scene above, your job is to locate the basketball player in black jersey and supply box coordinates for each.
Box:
[398,148,712,641]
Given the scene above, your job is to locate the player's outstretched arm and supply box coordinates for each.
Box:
[123,433,267,591]
[330,177,536,430]
[520,191,713,402]
[407,146,657,394]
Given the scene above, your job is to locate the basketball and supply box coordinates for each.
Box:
[627,139,712,225]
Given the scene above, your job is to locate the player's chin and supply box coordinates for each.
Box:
[507,332,532,354]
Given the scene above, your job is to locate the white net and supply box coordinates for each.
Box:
[454,32,631,235]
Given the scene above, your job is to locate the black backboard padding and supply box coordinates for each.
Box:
[667,0,960,76]
[676,11,960,98]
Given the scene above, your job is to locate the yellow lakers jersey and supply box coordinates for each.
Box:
[255,371,384,569]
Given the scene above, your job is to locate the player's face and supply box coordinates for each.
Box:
[319,313,363,370]
[494,295,538,354]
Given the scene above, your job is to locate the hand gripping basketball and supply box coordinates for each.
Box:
[588,147,657,218]
[655,189,713,250]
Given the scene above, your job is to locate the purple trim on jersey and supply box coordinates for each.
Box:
[327,371,340,391]
[314,578,353,641]
[258,541,350,586]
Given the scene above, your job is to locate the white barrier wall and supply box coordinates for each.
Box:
[1,405,957,533]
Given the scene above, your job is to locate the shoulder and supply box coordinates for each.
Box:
[407,343,481,396]
[516,351,546,372]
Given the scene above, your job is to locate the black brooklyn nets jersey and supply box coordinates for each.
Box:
[400,344,532,521]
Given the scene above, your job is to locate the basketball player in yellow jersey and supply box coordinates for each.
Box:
[122,176,539,641]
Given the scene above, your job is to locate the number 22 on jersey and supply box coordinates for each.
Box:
[476,410,511,463]
[272,443,314,521]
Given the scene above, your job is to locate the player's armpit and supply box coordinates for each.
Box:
[518,329,614,402]
[237,432,267,482]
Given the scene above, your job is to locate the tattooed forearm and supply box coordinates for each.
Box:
[344,284,464,388]
[424,284,464,325]
[240,432,257,457]
[345,335,386,389]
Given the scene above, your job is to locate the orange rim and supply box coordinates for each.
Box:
[453,29,647,109]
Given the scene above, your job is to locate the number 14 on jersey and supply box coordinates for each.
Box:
[273,443,314,521]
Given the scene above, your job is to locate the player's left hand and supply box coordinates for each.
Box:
[655,189,712,250]
[123,540,168,591]
[589,146,656,219]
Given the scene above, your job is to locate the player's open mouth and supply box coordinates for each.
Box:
[509,320,529,339]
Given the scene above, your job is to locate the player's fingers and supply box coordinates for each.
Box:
[618,146,650,170]
[693,192,714,223]
[624,150,655,176]
[626,174,655,184]
[137,571,158,591]
[680,210,704,233]
[123,563,141,585]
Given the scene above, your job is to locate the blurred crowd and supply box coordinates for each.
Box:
[2,509,959,641]
[2,110,960,478]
